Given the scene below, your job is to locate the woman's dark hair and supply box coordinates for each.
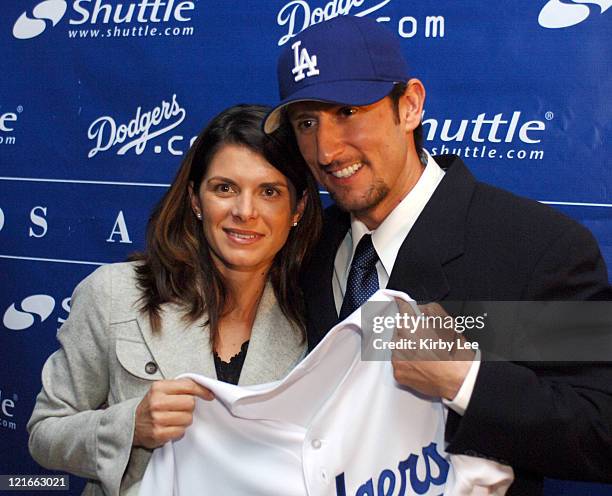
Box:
[129,104,322,345]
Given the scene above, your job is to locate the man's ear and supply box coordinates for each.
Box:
[188,181,201,215]
[401,78,426,133]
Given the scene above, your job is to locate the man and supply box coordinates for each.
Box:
[264,15,612,495]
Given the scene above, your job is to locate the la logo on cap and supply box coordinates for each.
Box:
[291,40,319,82]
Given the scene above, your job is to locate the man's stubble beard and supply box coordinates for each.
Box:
[330,178,390,217]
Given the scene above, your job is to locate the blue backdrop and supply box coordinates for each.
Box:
[1,0,611,493]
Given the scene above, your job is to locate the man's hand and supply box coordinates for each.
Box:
[391,299,475,400]
[133,378,215,449]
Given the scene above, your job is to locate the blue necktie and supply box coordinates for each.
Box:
[339,234,380,319]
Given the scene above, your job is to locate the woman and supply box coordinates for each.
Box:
[27,105,322,496]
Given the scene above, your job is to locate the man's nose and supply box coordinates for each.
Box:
[316,118,344,167]
[232,193,258,221]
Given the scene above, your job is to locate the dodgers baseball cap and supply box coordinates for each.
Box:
[264,15,410,134]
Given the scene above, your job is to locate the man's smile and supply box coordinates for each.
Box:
[329,162,364,179]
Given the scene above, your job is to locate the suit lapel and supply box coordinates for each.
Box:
[136,306,216,380]
[136,284,305,385]
[388,155,476,302]
[239,283,306,386]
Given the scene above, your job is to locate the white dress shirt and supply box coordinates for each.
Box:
[332,151,479,415]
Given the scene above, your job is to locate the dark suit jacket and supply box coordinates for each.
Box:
[301,155,612,495]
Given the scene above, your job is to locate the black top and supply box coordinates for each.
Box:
[213,340,250,385]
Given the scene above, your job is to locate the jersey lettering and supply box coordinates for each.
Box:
[335,442,449,496]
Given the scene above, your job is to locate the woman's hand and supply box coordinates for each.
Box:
[133,378,215,449]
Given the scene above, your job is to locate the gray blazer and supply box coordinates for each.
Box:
[27,262,306,496]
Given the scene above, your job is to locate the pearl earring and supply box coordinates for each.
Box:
[292,221,298,227]
[196,212,202,220]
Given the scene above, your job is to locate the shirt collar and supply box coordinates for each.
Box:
[348,151,445,277]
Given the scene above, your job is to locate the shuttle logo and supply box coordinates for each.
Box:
[13,0,67,39]
[3,294,71,331]
[0,388,18,432]
[3,295,55,331]
[12,0,196,40]
[423,110,551,162]
[422,111,548,145]
[539,0,611,29]
[0,106,23,146]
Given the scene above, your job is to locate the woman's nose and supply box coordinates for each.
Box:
[231,193,258,221]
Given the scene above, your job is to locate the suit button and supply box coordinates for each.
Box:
[311,439,322,449]
[145,361,158,375]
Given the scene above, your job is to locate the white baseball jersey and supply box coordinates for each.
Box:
[139,290,513,496]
